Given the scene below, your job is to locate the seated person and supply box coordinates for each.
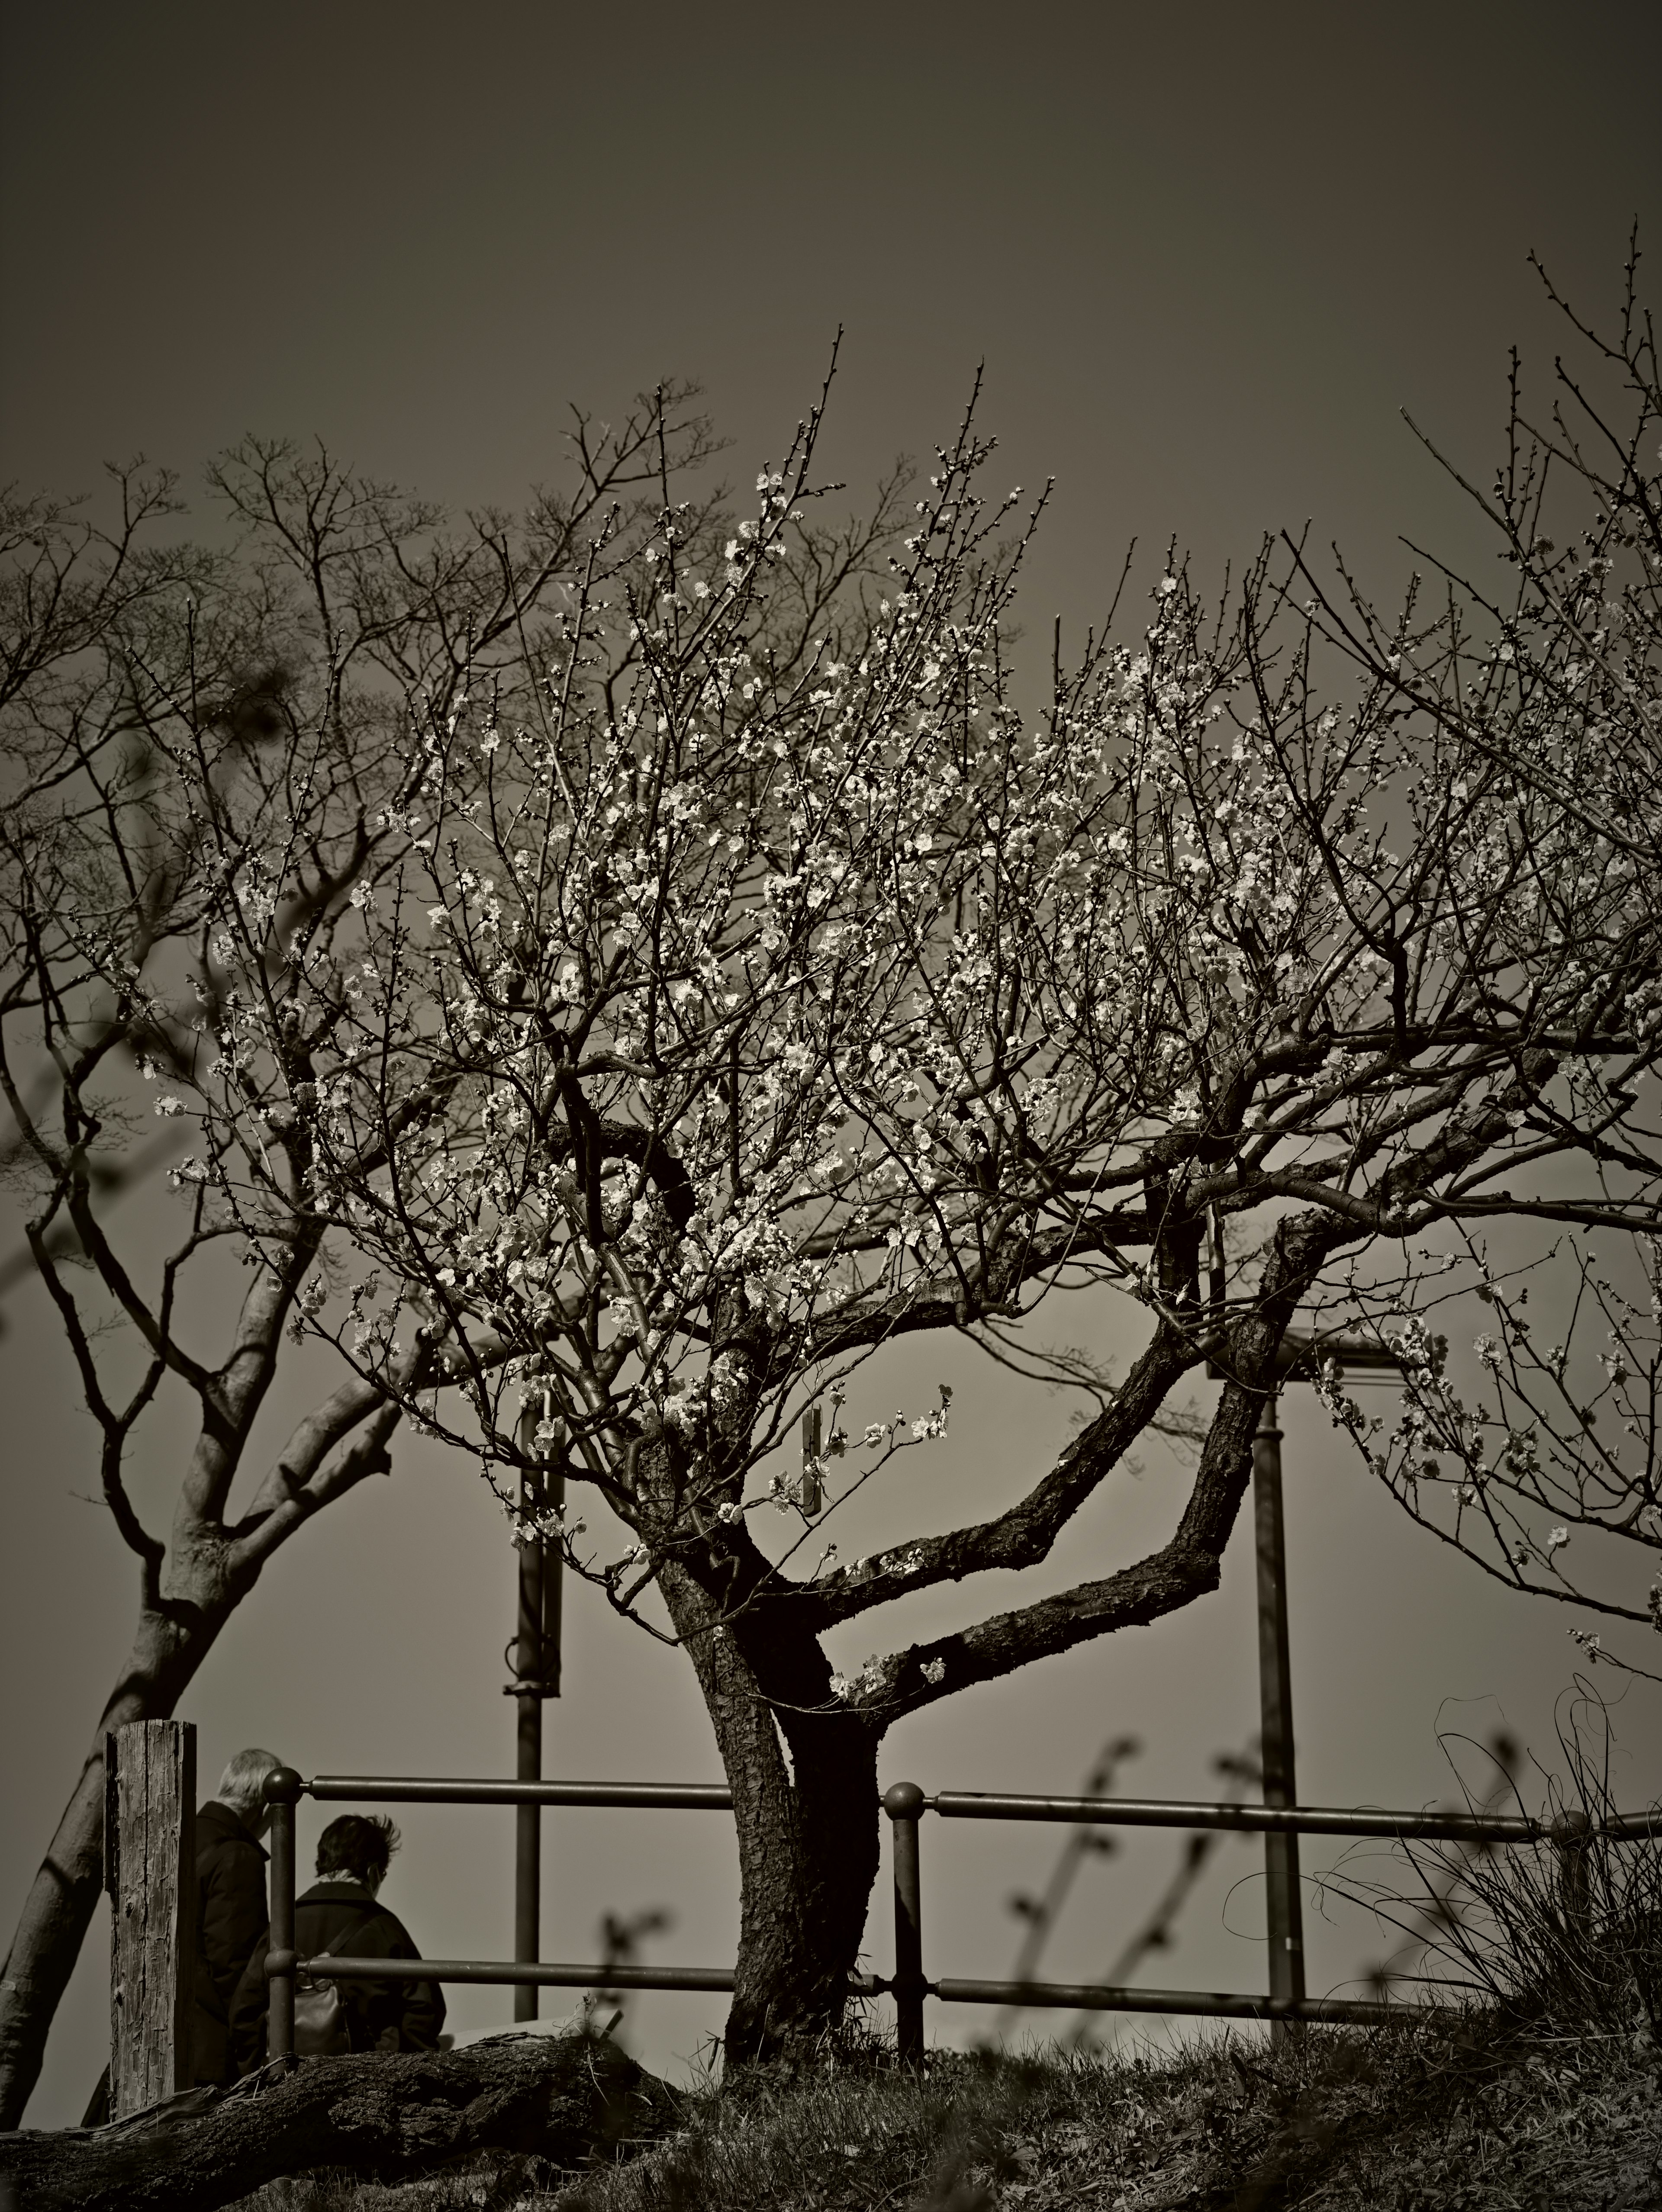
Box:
[193,1747,282,2088]
[232,1813,444,2066]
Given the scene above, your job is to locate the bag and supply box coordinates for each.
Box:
[293,1912,380,2058]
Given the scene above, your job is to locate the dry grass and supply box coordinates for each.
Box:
[560,2019,1662,2212]
[231,2011,1662,2212]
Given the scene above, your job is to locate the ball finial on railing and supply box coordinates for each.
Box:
[264,1765,303,1807]
[883,1780,926,1820]
[1548,1808,1592,1848]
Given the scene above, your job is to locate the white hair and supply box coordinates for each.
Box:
[216,1747,282,1821]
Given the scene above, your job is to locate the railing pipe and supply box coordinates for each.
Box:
[289,1956,882,1996]
[305,1776,734,1809]
[264,1765,302,2064]
[295,1951,1417,2026]
[884,1781,926,2066]
[931,1978,1420,2026]
[928,1792,1546,1842]
[297,1773,1651,1842]
[1600,1812,1662,1843]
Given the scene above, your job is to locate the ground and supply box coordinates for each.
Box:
[222,2012,1662,2212]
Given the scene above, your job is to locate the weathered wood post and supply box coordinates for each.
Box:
[105,1720,196,2117]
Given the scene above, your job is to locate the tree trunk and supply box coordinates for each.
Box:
[657,1563,882,2064]
[0,2034,672,2212]
[0,1604,229,2130]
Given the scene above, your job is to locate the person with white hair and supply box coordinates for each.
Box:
[191,1747,281,2088]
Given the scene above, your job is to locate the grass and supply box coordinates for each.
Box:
[230,2009,1662,2212]
[555,2017,1662,2212]
[1320,1713,1662,2045]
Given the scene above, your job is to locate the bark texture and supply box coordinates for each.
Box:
[657,1562,882,2064]
[0,2034,671,2212]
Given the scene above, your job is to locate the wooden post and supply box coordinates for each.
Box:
[106,1720,196,2117]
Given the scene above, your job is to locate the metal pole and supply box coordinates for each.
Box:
[1253,1395,1305,2024]
[1552,1808,1592,1950]
[800,1405,823,1516]
[883,1781,926,2066]
[264,1766,300,2064]
[543,1461,565,1701]
[513,1463,544,2023]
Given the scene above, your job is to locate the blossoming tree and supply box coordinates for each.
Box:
[0,387,719,2123]
[208,287,1662,2056]
[1298,247,1662,1674]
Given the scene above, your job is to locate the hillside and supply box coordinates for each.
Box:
[232,2013,1661,2212]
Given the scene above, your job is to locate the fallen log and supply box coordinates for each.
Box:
[0,2031,675,2212]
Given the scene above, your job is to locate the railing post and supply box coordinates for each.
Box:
[264,1765,301,2064]
[513,1463,545,2024]
[1253,1395,1306,2030]
[1551,1808,1593,1948]
[883,1781,926,2067]
[800,1405,823,1516]
[511,1431,565,2022]
[106,1720,196,2117]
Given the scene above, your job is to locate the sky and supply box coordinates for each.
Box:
[3,0,1660,2127]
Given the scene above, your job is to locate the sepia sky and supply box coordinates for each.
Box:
[3,0,1660,2125]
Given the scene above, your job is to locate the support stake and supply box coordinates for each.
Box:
[106,1720,196,2117]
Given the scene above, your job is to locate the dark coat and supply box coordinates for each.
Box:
[230,1880,444,2071]
[191,1801,270,2088]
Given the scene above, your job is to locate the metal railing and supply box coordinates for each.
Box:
[878,1783,1654,2061]
[259,1767,829,2060]
[261,1766,1653,2064]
